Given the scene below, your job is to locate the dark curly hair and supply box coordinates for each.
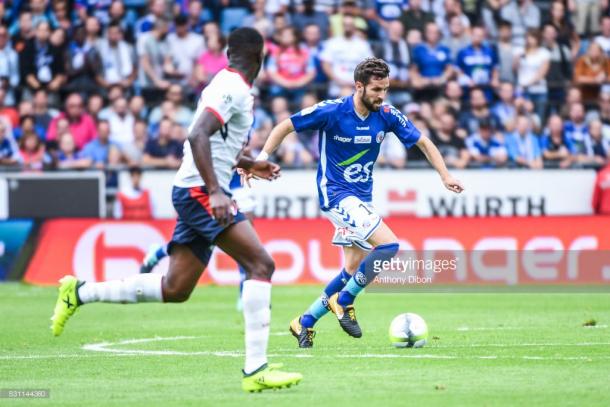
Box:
[354,58,390,86]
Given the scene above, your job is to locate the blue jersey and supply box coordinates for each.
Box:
[456,44,498,86]
[290,96,421,210]
[375,0,408,21]
[412,43,451,78]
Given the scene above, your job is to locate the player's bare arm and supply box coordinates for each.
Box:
[416,135,465,194]
[188,109,234,225]
[258,118,296,160]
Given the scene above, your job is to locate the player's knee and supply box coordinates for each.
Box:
[168,290,191,303]
[249,254,275,281]
[344,261,360,274]
[161,280,193,303]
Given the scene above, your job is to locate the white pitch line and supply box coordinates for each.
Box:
[72,336,610,362]
[457,326,521,331]
[3,352,607,362]
[457,325,608,331]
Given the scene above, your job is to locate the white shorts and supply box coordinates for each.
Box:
[322,196,382,251]
[231,186,256,214]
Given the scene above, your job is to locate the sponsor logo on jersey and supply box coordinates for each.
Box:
[354,135,372,144]
[337,149,374,183]
[222,94,232,104]
[342,161,374,183]
[376,131,386,143]
[334,135,351,143]
[356,126,370,130]
[389,107,408,127]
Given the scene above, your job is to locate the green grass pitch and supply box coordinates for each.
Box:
[1,283,609,406]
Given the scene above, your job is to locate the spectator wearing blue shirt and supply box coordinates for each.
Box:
[466,118,507,168]
[540,115,574,168]
[134,0,166,35]
[411,22,454,101]
[0,120,19,167]
[80,120,121,169]
[55,132,92,170]
[458,87,501,136]
[564,103,593,156]
[374,0,408,24]
[505,115,543,169]
[584,119,609,167]
[456,26,499,99]
[383,20,411,106]
[13,115,46,142]
[142,118,182,169]
[292,1,330,40]
[493,82,518,132]
[302,24,328,89]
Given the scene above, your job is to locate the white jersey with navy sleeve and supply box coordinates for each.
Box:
[174,68,254,189]
[290,96,421,210]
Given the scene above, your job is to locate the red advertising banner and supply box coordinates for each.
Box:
[24,217,610,285]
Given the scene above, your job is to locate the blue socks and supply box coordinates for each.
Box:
[301,269,351,328]
[156,245,168,261]
[337,243,399,306]
[301,243,400,328]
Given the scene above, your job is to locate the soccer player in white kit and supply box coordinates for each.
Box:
[50,28,303,392]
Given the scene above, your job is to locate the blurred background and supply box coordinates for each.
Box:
[0,0,609,287]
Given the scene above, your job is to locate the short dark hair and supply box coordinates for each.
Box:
[107,21,122,31]
[498,19,512,29]
[227,27,264,60]
[128,166,143,175]
[174,13,188,26]
[354,58,390,86]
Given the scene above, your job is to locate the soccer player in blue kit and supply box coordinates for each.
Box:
[257,58,465,348]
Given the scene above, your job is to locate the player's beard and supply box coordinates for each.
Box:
[361,88,382,112]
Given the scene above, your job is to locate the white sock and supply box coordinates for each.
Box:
[77,273,164,304]
[242,279,271,374]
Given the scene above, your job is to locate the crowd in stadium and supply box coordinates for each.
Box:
[0,0,609,171]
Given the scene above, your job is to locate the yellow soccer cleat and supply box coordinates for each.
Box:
[327,293,362,338]
[50,276,81,337]
[289,316,315,348]
[242,363,303,392]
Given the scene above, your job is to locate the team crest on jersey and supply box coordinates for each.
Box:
[376,131,386,143]
[222,94,232,104]
[383,106,390,113]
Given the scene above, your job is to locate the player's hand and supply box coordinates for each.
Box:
[240,161,281,187]
[209,189,234,226]
[442,175,464,194]
[250,161,281,181]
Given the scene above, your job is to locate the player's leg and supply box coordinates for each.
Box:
[236,210,255,311]
[290,245,367,348]
[214,221,302,391]
[328,222,399,337]
[50,241,206,336]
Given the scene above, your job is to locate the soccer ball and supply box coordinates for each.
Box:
[389,313,428,348]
